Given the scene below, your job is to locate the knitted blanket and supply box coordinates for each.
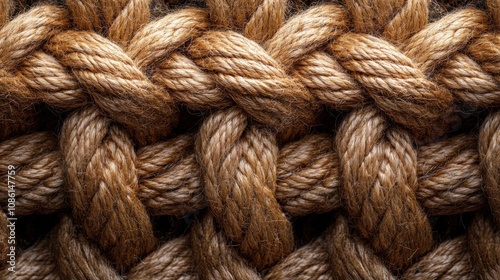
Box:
[0,0,499,279]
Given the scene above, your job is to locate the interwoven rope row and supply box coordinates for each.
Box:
[0,0,499,279]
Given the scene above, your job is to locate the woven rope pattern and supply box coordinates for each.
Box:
[0,0,499,279]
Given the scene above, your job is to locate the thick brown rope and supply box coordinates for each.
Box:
[479,111,500,225]
[61,106,156,270]
[336,106,432,269]
[0,131,487,217]
[196,108,294,268]
[0,0,499,278]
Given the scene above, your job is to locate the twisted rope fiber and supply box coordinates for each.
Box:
[0,0,499,279]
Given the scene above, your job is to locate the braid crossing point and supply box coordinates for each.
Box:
[0,0,499,278]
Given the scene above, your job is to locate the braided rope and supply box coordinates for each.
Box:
[0,0,499,278]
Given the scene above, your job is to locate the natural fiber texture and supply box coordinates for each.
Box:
[0,0,499,279]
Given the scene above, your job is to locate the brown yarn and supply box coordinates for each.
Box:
[1,0,499,278]
[416,134,484,215]
[0,130,488,218]
[336,106,433,269]
[479,111,500,225]
[468,213,500,279]
[51,216,120,280]
[0,132,63,215]
[65,0,151,46]
[128,236,198,279]
[46,32,178,145]
[403,236,476,279]
[196,108,294,269]
[0,5,69,139]
[0,239,60,280]
[61,106,156,270]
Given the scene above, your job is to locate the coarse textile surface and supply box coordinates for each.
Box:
[0,0,499,279]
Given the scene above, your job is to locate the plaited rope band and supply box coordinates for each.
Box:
[0,0,499,279]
